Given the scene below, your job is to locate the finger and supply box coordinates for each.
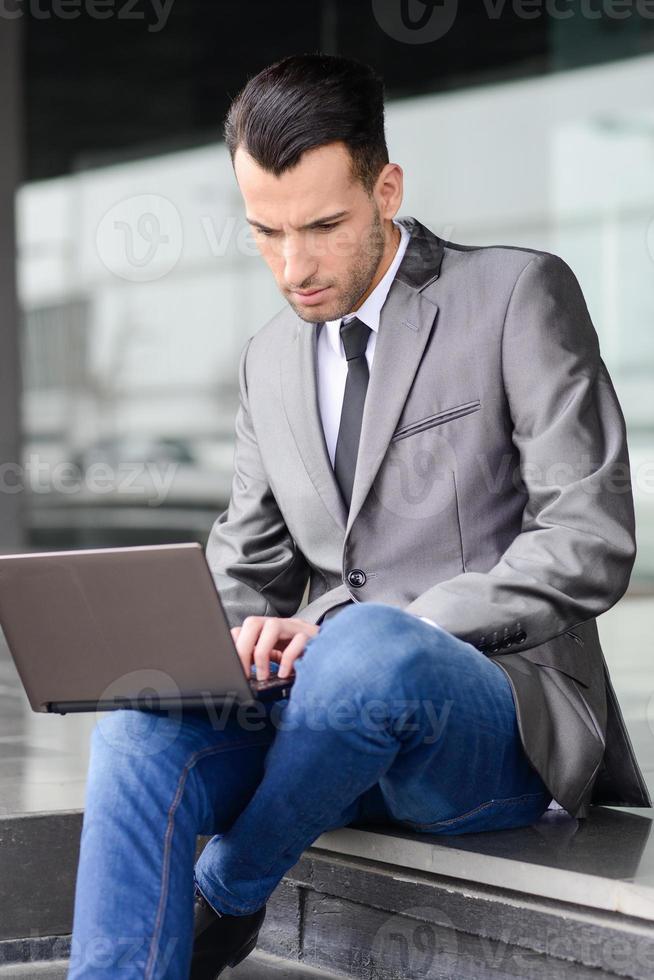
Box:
[230,626,250,679]
[267,648,285,664]
[235,617,264,677]
[289,618,320,640]
[277,632,310,679]
[252,619,282,680]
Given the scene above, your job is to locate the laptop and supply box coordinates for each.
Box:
[0,542,295,714]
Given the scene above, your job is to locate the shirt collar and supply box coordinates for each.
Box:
[322,218,410,357]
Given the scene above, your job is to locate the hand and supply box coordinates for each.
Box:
[230,616,320,681]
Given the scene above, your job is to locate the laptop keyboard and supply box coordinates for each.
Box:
[249,673,294,691]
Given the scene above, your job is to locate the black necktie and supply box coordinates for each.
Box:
[334,316,372,509]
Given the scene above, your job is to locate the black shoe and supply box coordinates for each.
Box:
[189,888,267,979]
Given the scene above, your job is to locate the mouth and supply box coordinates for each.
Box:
[292,286,331,305]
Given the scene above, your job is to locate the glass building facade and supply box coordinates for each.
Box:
[8,8,654,586]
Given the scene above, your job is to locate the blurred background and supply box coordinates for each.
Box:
[1,3,653,583]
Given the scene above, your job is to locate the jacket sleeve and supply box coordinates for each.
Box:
[404,251,637,652]
[205,336,310,629]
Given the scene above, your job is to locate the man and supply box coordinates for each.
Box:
[69,52,650,978]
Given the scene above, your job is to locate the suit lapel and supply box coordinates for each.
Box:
[345,281,440,536]
[281,216,444,537]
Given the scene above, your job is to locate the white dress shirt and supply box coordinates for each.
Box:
[315,218,441,633]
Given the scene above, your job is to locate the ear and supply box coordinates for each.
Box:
[375,162,403,220]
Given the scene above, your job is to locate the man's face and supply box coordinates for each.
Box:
[234,141,400,322]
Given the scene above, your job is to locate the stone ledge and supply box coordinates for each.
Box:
[313,805,654,921]
[283,846,654,979]
[3,806,654,979]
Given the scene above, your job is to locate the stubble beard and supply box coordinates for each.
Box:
[288,208,387,324]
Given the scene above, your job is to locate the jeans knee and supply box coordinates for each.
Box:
[299,602,442,702]
[322,603,410,652]
[325,601,444,662]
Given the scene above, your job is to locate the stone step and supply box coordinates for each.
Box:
[0,965,68,979]
[0,950,347,979]
[4,807,654,979]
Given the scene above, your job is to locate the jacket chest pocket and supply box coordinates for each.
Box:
[391,399,481,442]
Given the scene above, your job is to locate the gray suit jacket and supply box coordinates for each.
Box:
[206,215,651,820]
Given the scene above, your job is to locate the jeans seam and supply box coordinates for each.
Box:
[401,789,550,830]
[144,735,273,980]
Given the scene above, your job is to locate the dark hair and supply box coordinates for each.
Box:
[224,52,389,195]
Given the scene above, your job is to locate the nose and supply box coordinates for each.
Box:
[283,238,319,291]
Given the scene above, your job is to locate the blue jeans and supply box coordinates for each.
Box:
[68,602,552,978]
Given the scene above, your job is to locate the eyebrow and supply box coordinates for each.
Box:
[245,210,350,232]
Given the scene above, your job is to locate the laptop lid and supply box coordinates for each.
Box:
[0,542,290,713]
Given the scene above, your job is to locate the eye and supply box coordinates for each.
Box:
[255,222,340,237]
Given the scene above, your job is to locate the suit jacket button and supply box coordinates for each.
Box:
[515,629,527,643]
[347,569,366,588]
